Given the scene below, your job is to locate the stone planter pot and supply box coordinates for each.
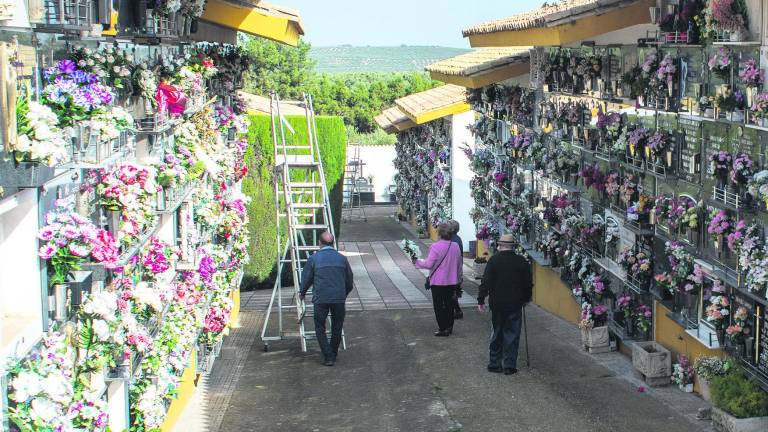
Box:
[581,325,610,353]
[711,407,768,432]
[698,376,712,402]
[632,341,671,383]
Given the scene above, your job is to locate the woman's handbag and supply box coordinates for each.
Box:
[424,247,449,291]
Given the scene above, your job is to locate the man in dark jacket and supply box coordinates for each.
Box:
[300,231,354,366]
[477,234,532,375]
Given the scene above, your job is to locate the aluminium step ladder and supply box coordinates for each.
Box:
[260,91,346,353]
[342,144,367,222]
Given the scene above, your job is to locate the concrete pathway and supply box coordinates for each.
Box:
[174,206,713,432]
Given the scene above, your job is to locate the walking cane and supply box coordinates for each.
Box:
[522,304,530,367]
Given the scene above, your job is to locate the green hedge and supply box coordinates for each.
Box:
[242,114,347,287]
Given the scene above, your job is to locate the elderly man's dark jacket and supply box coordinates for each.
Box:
[477,250,532,311]
[300,246,354,304]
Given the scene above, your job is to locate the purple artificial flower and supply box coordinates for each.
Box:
[39,245,58,259]
[57,59,77,74]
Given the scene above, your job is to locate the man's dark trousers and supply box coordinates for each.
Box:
[489,307,523,368]
[314,303,345,360]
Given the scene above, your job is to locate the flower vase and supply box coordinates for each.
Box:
[714,235,722,251]
[666,150,673,168]
[729,31,742,42]
[747,87,757,108]
[52,283,69,321]
[629,143,636,157]
[644,146,651,160]
[649,210,656,225]
[667,81,673,97]
[681,383,694,393]
[597,79,605,94]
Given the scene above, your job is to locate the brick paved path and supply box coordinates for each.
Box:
[173,206,713,432]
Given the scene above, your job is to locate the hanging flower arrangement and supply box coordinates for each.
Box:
[738,225,768,296]
[709,150,732,179]
[41,59,114,127]
[705,294,730,330]
[634,303,653,334]
[705,0,749,39]
[708,48,732,80]
[38,207,120,286]
[618,248,653,283]
[707,209,732,236]
[13,91,69,166]
[655,241,704,295]
[738,58,763,88]
[747,170,768,207]
[726,306,749,344]
[730,152,754,185]
[69,45,134,92]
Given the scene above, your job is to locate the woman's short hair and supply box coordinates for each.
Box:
[437,223,452,240]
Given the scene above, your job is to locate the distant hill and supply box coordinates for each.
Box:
[310,45,471,74]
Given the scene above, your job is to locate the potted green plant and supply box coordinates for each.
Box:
[710,368,768,432]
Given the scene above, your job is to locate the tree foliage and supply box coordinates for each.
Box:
[239,36,440,133]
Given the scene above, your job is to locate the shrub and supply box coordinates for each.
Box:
[710,368,768,418]
[243,114,347,287]
[693,356,730,381]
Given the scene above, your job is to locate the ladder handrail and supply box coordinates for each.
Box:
[304,93,337,247]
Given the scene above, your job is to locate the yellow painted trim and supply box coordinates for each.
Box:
[429,62,530,89]
[229,288,240,325]
[475,239,491,258]
[202,0,301,46]
[161,352,197,432]
[398,101,471,125]
[467,0,654,47]
[428,222,438,242]
[531,264,581,325]
[653,301,724,395]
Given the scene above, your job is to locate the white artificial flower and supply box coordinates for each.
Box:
[30,397,59,423]
[11,371,43,402]
[92,319,111,341]
[41,374,71,404]
[134,282,162,312]
[82,291,118,320]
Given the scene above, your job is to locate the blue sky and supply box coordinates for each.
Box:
[285,0,542,48]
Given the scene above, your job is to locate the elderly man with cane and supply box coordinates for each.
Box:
[477,234,532,375]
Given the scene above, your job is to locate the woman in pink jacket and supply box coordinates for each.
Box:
[413,223,463,336]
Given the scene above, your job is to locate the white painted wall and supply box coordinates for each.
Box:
[451,110,476,250]
[351,145,397,202]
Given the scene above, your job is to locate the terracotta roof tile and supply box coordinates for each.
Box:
[395,85,468,119]
[425,48,530,77]
[462,0,632,36]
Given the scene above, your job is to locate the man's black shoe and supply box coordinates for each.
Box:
[323,358,335,366]
[504,368,518,375]
[433,330,450,337]
[487,365,503,373]
[455,310,463,320]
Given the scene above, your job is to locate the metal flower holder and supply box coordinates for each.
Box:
[36,0,92,30]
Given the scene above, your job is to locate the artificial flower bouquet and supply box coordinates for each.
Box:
[708,47,732,81]
[671,354,695,391]
[13,90,69,166]
[38,206,120,286]
[42,59,114,127]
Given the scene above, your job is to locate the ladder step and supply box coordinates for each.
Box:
[289,182,323,188]
[293,224,329,230]
[290,203,325,209]
[296,246,322,251]
[278,145,312,149]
